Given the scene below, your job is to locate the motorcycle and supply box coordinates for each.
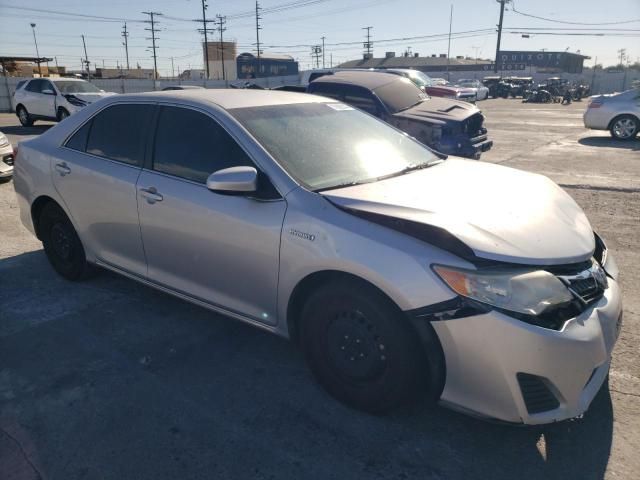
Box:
[523,88,553,103]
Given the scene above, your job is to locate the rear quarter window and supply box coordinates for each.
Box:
[85,104,154,166]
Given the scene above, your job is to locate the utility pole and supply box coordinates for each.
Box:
[122,22,130,71]
[255,1,262,78]
[143,11,162,81]
[171,57,175,79]
[472,45,480,63]
[362,26,373,58]
[446,5,453,81]
[216,15,227,81]
[200,0,215,79]
[82,34,90,80]
[321,36,326,69]
[311,45,322,69]
[30,23,42,77]
[330,53,333,68]
[494,0,507,73]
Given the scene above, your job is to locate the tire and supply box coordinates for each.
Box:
[299,279,428,413]
[609,115,639,140]
[17,106,34,127]
[40,203,93,281]
[57,108,70,121]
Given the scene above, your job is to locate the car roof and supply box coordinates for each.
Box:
[310,70,402,90]
[104,89,333,110]
[50,77,88,82]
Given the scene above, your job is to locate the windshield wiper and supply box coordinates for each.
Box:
[314,178,378,193]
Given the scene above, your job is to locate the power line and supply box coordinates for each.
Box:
[509,3,640,26]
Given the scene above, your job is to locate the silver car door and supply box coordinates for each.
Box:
[137,105,286,325]
[53,103,155,277]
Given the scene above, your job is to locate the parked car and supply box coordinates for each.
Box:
[308,71,491,158]
[456,79,489,100]
[14,78,115,126]
[14,89,622,425]
[0,131,14,181]
[584,87,640,139]
[505,77,534,98]
[161,85,206,91]
[385,69,476,102]
[482,76,512,98]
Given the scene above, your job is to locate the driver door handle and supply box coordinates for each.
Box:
[54,162,71,176]
[139,187,163,203]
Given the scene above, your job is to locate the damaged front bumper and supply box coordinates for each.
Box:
[419,280,622,425]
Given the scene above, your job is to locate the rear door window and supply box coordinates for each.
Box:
[152,106,253,184]
[86,104,154,166]
[343,87,380,116]
[307,82,344,101]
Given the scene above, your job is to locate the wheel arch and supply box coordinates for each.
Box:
[286,268,446,400]
[31,195,62,240]
[607,112,639,130]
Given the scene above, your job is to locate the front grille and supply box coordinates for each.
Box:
[3,154,14,166]
[568,277,603,303]
[463,112,485,138]
[517,373,560,414]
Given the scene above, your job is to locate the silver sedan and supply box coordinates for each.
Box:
[583,87,640,139]
[14,89,622,424]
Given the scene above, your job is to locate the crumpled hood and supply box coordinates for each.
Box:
[322,159,595,265]
[393,97,479,125]
[65,92,116,104]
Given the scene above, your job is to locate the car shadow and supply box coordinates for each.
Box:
[579,136,640,151]
[0,124,53,136]
[0,249,615,479]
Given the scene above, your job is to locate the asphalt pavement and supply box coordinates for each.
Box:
[1,100,639,480]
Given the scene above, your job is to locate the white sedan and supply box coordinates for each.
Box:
[457,79,490,101]
[584,88,640,140]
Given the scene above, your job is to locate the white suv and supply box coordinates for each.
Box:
[14,78,115,126]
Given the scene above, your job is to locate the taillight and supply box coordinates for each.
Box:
[13,144,18,161]
[589,102,602,108]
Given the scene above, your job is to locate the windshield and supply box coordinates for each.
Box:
[53,81,102,94]
[374,79,428,113]
[458,81,478,88]
[404,70,432,88]
[230,103,440,191]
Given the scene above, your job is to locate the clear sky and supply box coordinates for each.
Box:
[1,0,639,76]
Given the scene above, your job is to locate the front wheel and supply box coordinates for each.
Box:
[610,115,639,140]
[40,203,93,281]
[300,279,429,413]
[57,108,70,121]
[17,106,34,127]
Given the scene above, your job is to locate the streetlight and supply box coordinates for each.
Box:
[30,23,42,77]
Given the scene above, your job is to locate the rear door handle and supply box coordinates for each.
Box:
[139,187,163,203]
[54,162,71,176]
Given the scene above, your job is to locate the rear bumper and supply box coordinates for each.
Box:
[583,109,611,130]
[429,280,622,425]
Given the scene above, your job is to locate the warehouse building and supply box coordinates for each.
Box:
[338,50,590,74]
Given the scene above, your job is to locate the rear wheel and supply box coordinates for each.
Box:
[17,106,34,127]
[609,115,639,140]
[40,203,93,281]
[300,279,428,413]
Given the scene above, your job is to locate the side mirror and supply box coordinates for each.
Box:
[42,89,56,95]
[206,166,257,193]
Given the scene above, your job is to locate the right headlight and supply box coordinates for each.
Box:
[432,265,573,316]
